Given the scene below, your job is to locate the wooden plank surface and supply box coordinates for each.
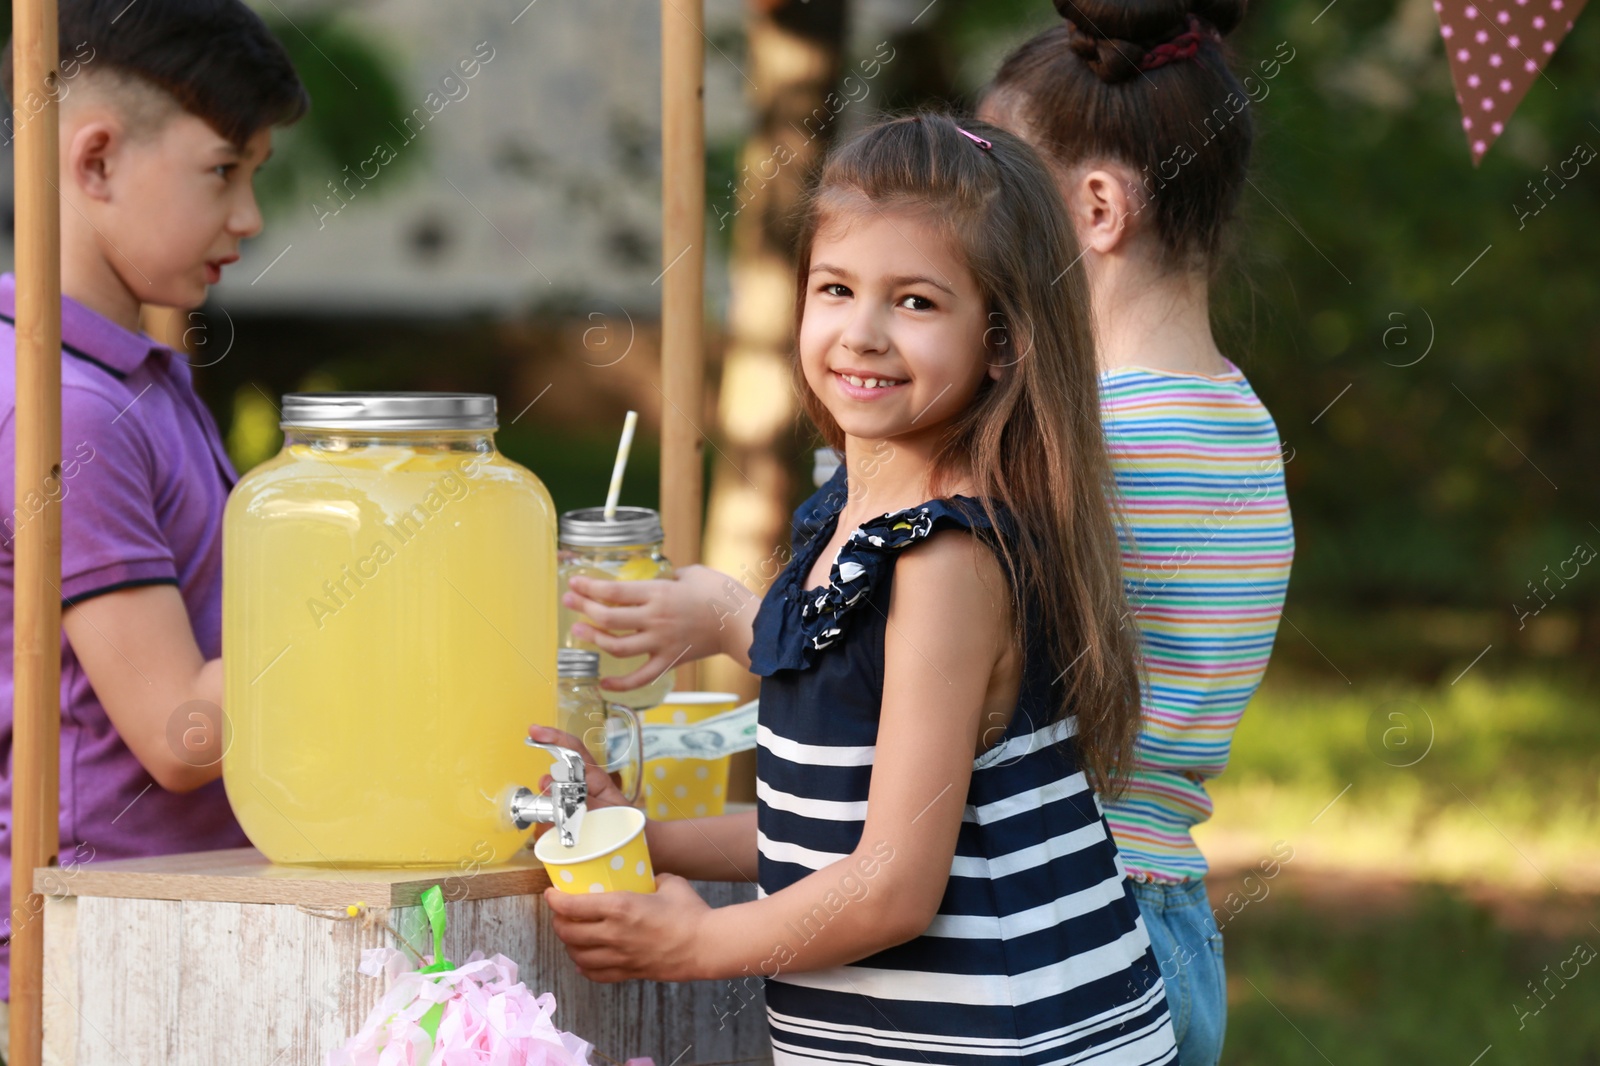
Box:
[45,882,770,1065]
[41,897,75,1066]
[35,847,552,907]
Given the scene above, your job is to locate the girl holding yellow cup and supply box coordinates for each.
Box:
[534,805,655,895]
[529,691,742,895]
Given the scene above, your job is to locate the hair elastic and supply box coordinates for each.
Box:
[956,126,994,151]
[1138,14,1221,72]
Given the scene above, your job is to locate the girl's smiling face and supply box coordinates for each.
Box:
[800,205,998,446]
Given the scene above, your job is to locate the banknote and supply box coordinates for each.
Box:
[606,699,759,764]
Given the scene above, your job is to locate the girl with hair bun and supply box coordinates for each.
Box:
[980,4,1296,1064]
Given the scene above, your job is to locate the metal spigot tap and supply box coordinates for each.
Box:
[509,739,588,847]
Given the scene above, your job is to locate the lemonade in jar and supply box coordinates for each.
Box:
[223,393,558,866]
[558,506,675,709]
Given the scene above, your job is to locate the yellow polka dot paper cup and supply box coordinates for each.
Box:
[642,691,737,821]
[534,805,656,894]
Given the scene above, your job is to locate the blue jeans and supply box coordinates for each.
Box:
[1131,877,1226,1066]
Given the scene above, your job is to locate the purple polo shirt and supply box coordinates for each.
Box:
[0,273,248,997]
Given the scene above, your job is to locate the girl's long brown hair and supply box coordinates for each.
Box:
[792,112,1142,798]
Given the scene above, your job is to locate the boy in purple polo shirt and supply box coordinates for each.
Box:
[0,0,307,1022]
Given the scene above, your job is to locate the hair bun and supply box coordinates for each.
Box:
[1053,0,1245,83]
[1060,19,1149,84]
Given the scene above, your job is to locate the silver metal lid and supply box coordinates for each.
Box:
[559,506,663,547]
[557,648,601,679]
[280,392,498,431]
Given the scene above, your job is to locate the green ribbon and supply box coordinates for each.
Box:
[414,884,455,1038]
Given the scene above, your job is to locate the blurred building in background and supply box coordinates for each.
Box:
[0,0,922,318]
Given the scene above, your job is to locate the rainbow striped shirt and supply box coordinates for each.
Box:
[1099,363,1295,883]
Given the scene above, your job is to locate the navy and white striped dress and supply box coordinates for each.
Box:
[747,468,1178,1065]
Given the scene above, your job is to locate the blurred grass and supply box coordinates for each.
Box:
[1204,660,1600,1062]
[1198,665,1600,890]
[1219,880,1600,1064]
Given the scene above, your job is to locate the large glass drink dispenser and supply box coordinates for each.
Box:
[223,393,558,866]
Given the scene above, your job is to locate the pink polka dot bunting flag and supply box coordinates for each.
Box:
[1434,0,1589,164]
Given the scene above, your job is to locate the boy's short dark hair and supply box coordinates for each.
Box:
[1,0,309,148]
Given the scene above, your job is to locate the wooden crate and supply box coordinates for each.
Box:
[35,848,769,1065]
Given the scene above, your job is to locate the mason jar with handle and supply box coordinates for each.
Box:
[557,648,643,802]
[223,392,559,867]
[558,506,676,708]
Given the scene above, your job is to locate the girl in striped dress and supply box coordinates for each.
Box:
[544,112,1177,1064]
[981,3,1298,1062]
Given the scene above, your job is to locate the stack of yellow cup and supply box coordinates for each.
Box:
[641,691,738,821]
[534,806,655,894]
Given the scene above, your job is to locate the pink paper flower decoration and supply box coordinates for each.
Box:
[330,949,614,1066]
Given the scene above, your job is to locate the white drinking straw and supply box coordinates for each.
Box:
[603,410,638,521]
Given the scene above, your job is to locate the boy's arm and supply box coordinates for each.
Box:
[34,386,225,795]
[62,584,224,793]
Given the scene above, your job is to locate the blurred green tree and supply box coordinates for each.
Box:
[250,8,422,211]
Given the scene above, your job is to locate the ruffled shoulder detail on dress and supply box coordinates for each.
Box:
[797,504,940,652]
[748,484,1021,676]
[788,495,1014,670]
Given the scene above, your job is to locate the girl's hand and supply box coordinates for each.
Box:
[528,724,631,812]
[564,564,759,686]
[544,873,710,982]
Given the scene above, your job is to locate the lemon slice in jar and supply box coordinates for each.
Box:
[617,556,663,582]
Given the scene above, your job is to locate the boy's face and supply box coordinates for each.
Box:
[71,96,272,310]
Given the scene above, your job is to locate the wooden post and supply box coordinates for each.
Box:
[660,0,706,688]
[9,0,62,1063]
